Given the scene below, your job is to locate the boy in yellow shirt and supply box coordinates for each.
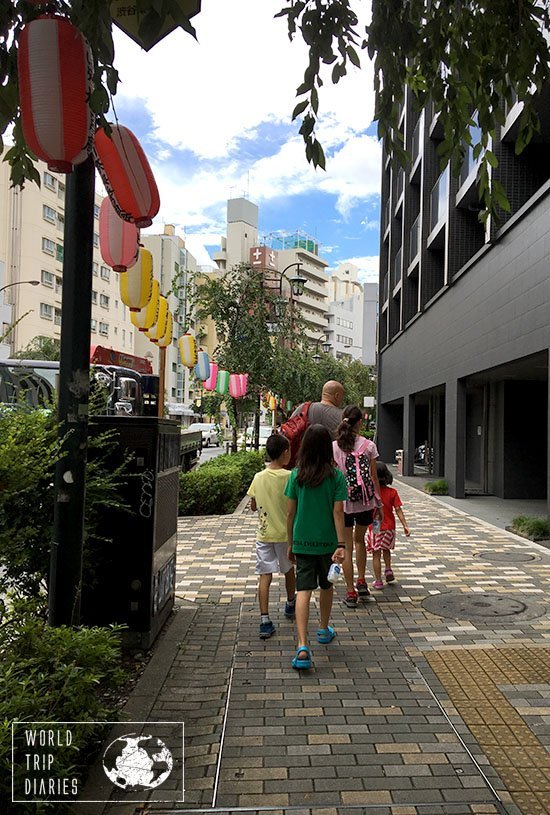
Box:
[247,434,296,639]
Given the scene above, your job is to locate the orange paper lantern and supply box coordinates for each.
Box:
[17,15,94,173]
[94,125,160,228]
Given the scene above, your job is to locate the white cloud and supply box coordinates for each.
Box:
[334,255,379,282]
[110,1,380,264]
[361,218,379,231]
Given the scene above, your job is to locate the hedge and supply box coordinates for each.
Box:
[0,597,127,815]
[179,450,266,516]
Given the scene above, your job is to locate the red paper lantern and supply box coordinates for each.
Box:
[94,125,160,228]
[17,15,94,173]
[99,198,139,272]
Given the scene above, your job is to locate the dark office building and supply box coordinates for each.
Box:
[377,90,550,517]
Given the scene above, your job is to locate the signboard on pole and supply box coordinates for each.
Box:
[111,1,201,51]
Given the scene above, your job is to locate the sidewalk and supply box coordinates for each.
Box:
[82,479,550,815]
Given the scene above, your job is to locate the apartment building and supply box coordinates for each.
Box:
[377,89,550,517]
[0,155,133,357]
[325,263,371,363]
[137,225,200,415]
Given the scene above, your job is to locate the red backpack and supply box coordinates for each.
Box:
[279,401,312,468]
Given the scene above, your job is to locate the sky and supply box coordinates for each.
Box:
[110,0,381,283]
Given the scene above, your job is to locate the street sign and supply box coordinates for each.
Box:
[111,1,201,52]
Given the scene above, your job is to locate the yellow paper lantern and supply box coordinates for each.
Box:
[119,247,153,312]
[178,333,197,368]
[131,278,160,332]
[146,295,168,343]
[157,311,173,349]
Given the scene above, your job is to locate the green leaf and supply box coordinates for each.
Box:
[291,98,309,120]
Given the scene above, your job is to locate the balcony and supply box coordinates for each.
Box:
[391,247,402,290]
[429,168,449,233]
[395,168,404,206]
[382,273,389,303]
[409,215,421,267]
[384,199,391,234]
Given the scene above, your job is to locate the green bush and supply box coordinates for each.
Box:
[511,515,550,540]
[179,450,265,516]
[425,479,449,495]
[0,407,129,598]
[0,597,127,814]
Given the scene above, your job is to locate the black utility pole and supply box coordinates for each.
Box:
[48,156,95,626]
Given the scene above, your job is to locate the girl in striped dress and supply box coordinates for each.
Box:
[366,461,410,589]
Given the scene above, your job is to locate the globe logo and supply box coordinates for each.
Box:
[102,734,173,790]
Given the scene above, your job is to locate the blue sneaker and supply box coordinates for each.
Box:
[259,621,276,639]
[284,599,296,619]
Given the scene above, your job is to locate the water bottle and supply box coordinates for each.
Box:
[372,519,381,534]
[327,563,344,583]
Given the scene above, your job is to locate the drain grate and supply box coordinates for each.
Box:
[422,592,546,624]
[475,550,539,564]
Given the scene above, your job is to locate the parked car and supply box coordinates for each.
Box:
[187,422,219,447]
[238,425,273,448]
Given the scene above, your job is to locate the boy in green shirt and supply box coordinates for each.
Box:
[247,434,296,639]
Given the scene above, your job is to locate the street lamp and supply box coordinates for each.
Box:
[311,334,332,362]
[0,279,40,295]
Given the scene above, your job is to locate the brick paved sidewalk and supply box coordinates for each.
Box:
[86,480,550,815]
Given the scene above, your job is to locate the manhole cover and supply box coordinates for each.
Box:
[422,592,546,624]
[475,550,539,564]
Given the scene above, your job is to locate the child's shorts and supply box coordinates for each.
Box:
[295,552,333,591]
[255,541,293,575]
[366,528,396,552]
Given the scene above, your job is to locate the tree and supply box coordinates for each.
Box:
[13,335,61,361]
[2,1,549,217]
[191,264,302,450]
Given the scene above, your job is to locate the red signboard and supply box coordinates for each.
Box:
[250,245,278,270]
[90,345,153,374]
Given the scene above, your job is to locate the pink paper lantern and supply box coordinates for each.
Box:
[203,362,218,392]
[99,198,139,272]
[17,15,94,173]
[239,374,249,397]
[94,125,160,227]
[229,374,241,398]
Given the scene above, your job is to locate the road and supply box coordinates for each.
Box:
[198,443,225,464]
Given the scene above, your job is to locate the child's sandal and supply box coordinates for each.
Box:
[291,646,312,670]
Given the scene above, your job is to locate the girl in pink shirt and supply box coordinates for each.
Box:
[367,461,410,590]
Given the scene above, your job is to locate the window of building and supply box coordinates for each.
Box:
[122,329,126,346]
[100,266,110,281]
[100,293,110,308]
[57,182,65,201]
[40,303,53,320]
[93,233,99,248]
[41,269,54,287]
[54,308,62,326]
[56,243,64,263]
[57,212,64,228]
[94,204,100,219]
[42,238,55,255]
[91,290,97,304]
[93,262,98,276]
[115,299,118,309]
[99,322,108,336]
[43,172,56,190]
[171,388,176,397]
[43,205,56,223]
[55,276,62,295]
[172,363,177,373]
[91,319,97,332]
[114,326,118,335]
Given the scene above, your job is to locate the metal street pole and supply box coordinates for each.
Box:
[158,346,166,418]
[48,156,95,627]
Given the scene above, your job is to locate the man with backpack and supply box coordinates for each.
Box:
[279,381,344,467]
